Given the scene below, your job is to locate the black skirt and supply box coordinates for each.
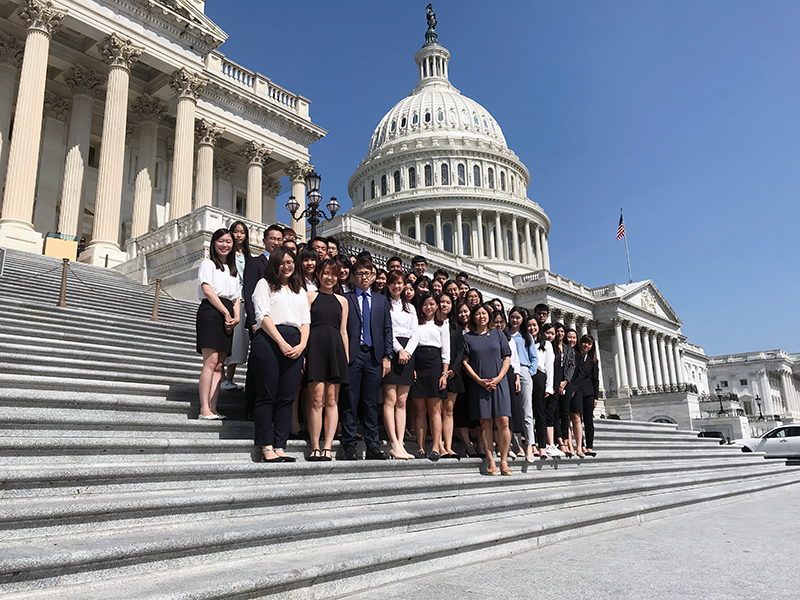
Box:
[410,346,446,399]
[382,337,416,386]
[196,298,234,355]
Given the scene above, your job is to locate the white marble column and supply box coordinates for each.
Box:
[533,225,543,268]
[494,212,503,260]
[240,141,271,224]
[665,338,677,386]
[543,230,551,270]
[672,342,685,385]
[168,68,206,220]
[632,324,648,388]
[129,94,166,240]
[579,318,589,337]
[591,323,605,394]
[394,215,401,233]
[193,119,224,210]
[262,177,281,225]
[285,160,312,237]
[758,369,775,416]
[413,210,421,242]
[642,328,656,389]
[0,34,23,195]
[455,208,463,256]
[511,216,520,262]
[524,220,533,265]
[649,332,663,387]
[613,318,630,393]
[658,334,672,386]
[623,321,639,388]
[57,67,102,239]
[476,209,484,258]
[0,1,64,252]
[434,208,443,249]
[81,33,142,266]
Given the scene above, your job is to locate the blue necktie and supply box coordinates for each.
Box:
[361,292,372,347]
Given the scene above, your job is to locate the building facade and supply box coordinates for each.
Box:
[0,0,325,268]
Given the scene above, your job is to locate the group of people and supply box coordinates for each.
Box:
[195,223,600,475]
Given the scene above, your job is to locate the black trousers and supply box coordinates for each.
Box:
[558,382,574,441]
[531,369,548,449]
[582,394,596,448]
[244,328,256,418]
[252,326,302,449]
[341,346,382,451]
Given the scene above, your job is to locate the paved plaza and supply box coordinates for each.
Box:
[346,481,799,600]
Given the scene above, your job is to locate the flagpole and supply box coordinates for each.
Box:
[622,208,632,283]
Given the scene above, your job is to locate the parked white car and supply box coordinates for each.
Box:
[732,424,800,458]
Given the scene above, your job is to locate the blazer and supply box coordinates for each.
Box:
[344,289,393,365]
[555,343,576,383]
[243,253,269,332]
[572,353,600,399]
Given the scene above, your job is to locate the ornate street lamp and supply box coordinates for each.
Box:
[284,170,340,239]
[755,395,763,420]
[715,384,725,415]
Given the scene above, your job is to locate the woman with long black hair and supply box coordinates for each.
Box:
[509,306,537,462]
[298,246,319,292]
[572,334,600,458]
[526,316,554,458]
[251,246,310,462]
[453,300,480,457]
[196,228,240,419]
[552,323,575,457]
[438,292,462,459]
[221,221,251,392]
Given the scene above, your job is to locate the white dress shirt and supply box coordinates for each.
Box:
[389,298,419,354]
[535,340,555,394]
[252,279,310,329]
[508,335,521,373]
[197,259,240,301]
[417,319,451,365]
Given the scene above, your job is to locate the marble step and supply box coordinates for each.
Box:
[1,469,796,596]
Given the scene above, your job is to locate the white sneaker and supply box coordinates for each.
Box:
[220,380,239,391]
[546,444,565,457]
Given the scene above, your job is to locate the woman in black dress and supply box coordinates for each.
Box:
[552,323,576,457]
[572,334,600,457]
[453,300,480,457]
[438,292,462,459]
[462,303,513,476]
[305,259,349,461]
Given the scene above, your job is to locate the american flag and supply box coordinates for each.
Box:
[616,213,626,241]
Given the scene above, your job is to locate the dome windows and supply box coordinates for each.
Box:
[408,167,417,189]
[371,180,376,200]
[473,115,479,126]
[390,120,396,132]
[424,164,432,186]
[393,170,401,192]
[441,164,449,186]
[483,118,488,128]
[461,223,471,255]
[437,110,444,122]
[449,109,456,124]
[500,171,506,191]
[401,116,407,128]
[381,175,388,196]
[425,224,435,245]
[412,113,419,125]
[424,111,431,123]
[488,168,495,190]
[443,224,453,252]
[473,165,481,187]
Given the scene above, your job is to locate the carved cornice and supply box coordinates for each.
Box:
[195,119,224,146]
[611,317,623,328]
[64,66,104,99]
[43,91,70,120]
[98,33,142,71]
[170,68,207,101]
[130,93,167,123]
[18,0,65,37]
[284,159,313,183]
[0,33,23,68]
[238,140,272,166]
[262,176,281,197]
[214,157,235,180]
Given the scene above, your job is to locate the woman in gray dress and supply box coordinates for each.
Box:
[462,302,513,476]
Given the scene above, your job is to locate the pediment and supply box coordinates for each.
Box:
[132,0,228,47]
[621,281,682,324]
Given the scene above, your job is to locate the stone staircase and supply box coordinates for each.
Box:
[0,248,798,599]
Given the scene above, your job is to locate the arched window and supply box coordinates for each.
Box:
[441,164,449,186]
[425,224,435,245]
[401,116,407,128]
[462,223,471,255]
[443,224,453,252]
[381,175,387,196]
[371,180,375,200]
[408,167,416,189]
[424,112,431,123]
[488,168,494,189]
[412,113,419,125]
[500,171,506,191]
[393,170,401,192]
[473,165,481,187]
[409,226,416,239]
[506,230,514,260]
[457,164,465,185]
[424,164,432,186]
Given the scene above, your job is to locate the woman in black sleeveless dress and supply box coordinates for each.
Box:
[305,259,349,461]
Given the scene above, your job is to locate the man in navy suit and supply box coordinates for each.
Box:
[242,224,284,418]
[341,257,393,459]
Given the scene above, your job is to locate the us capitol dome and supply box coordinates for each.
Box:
[347,9,551,275]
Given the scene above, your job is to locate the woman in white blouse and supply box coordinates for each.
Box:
[196,228,241,420]
[527,316,555,458]
[251,246,310,462]
[381,271,418,460]
[410,293,451,461]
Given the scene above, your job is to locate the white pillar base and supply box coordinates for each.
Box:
[0,219,44,253]
[78,242,127,267]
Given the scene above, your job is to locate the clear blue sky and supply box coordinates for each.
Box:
[206,1,799,357]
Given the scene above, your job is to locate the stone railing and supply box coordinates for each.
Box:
[603,383,700,399]
[204,51,309,119]
[708,350,793,365]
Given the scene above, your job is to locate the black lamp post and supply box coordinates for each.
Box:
[285,170,340,239]
[715,384,725,415]
[755,395,763,420]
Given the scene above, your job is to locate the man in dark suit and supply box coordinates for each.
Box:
[341,257,392,459]
[243,224,285,418]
